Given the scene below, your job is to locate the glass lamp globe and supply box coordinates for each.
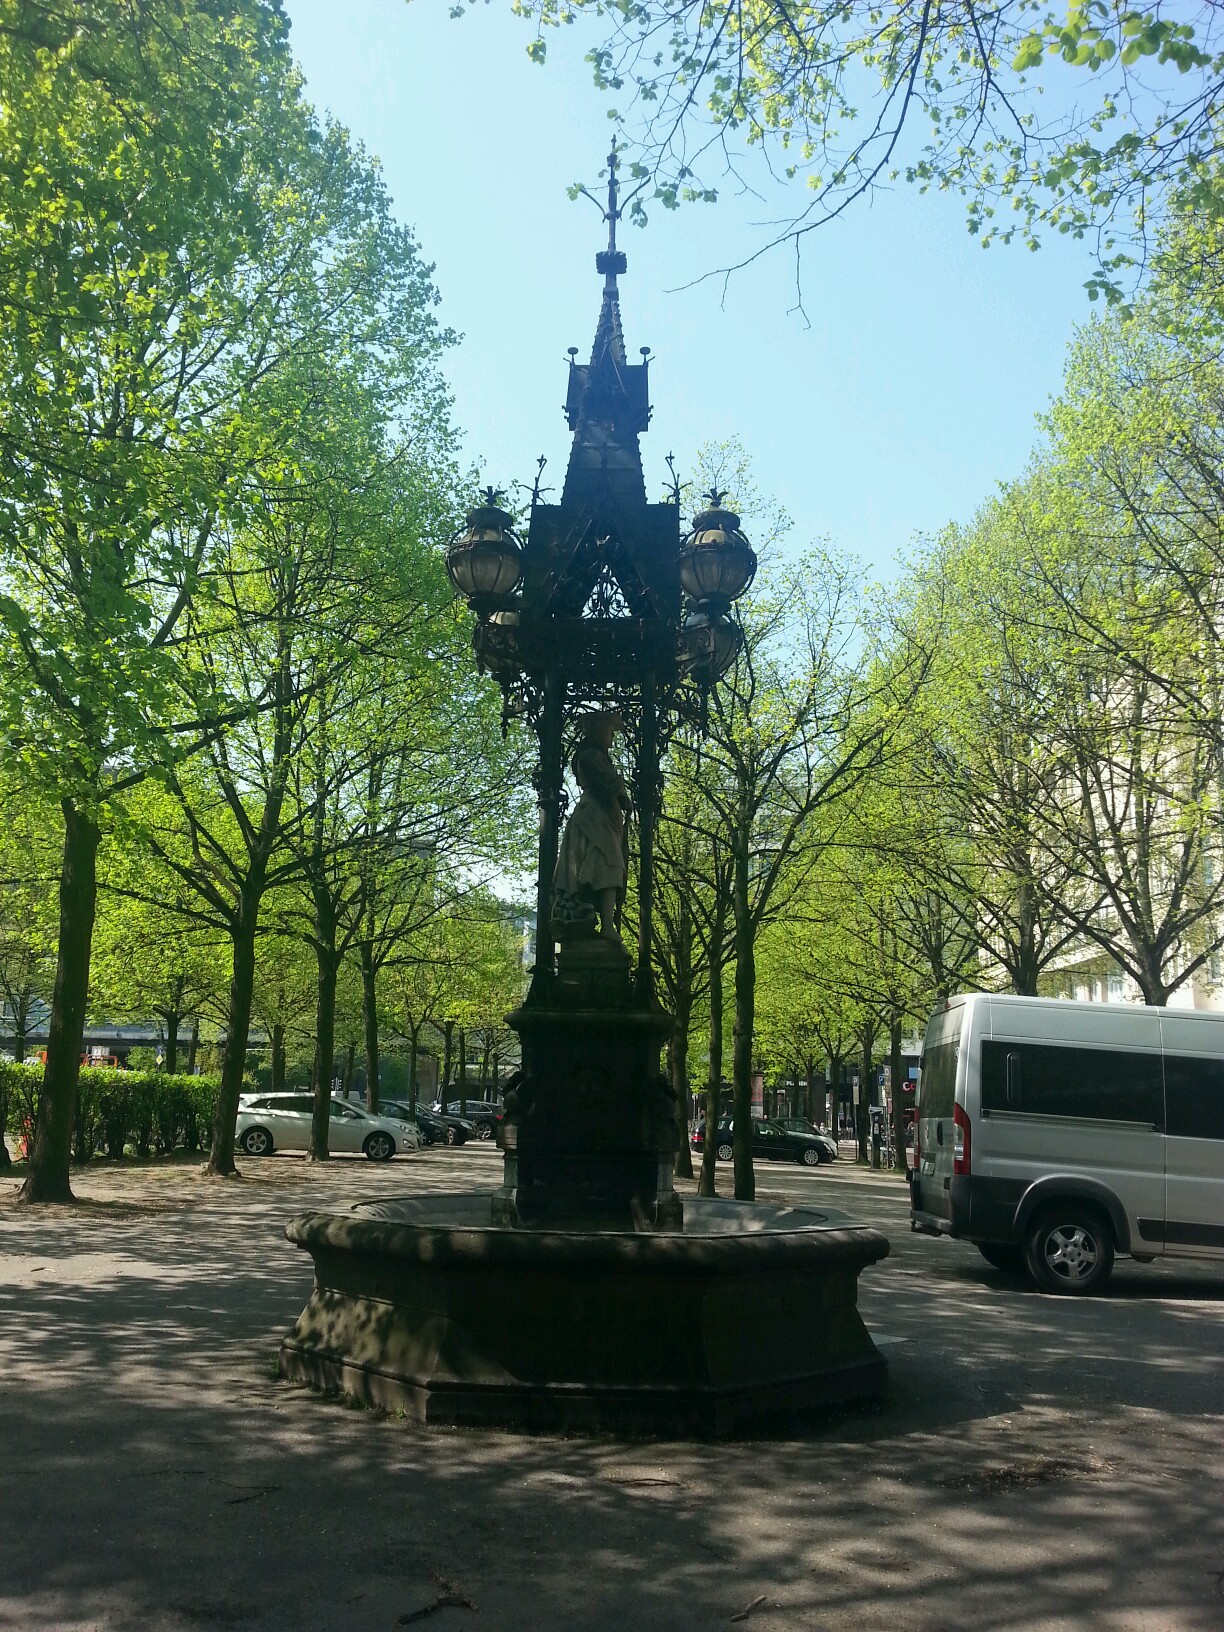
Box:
[681,607,741,680]
[679,493,756,606]
[446,493,523,604]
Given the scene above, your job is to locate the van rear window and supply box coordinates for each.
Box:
[918,1042,959,1119]
[981,1041,1162,1128]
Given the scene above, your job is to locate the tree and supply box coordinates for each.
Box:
[349,658,528,1115]
[652,752,718,1181]
[679,552,907,1200]
[896,513,1089,996]
[250,920,316,1094]
[90,874,229,1074]
[499,0,1223,299]
[0,0,426,1201]
[0,780,59,1066]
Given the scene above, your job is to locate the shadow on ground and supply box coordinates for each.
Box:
[1,1151,1221,1631]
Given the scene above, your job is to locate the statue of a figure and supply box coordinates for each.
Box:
[551,712,631,943]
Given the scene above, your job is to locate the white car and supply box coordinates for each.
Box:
[235,1092,420,1161]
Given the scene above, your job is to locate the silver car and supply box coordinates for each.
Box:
[235,1092,420,1161]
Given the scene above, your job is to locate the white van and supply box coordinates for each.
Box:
[909,994,1224,1293]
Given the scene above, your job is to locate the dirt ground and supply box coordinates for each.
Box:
[1,1145,1222,1631]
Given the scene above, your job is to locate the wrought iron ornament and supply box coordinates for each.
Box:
[446,144,756,997]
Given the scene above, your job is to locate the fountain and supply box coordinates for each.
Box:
[279,150,889,1435]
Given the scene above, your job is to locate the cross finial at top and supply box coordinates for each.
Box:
[594,141,628,283]
[606,140,620,259]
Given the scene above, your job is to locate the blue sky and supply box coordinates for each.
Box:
[284,0,1104,579]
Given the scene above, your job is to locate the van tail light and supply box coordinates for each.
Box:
[913,1115,921,1161]
[953,1103,972,1175]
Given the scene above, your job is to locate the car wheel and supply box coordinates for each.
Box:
[716,1141,734,1162]
[1024,1206,1114,1294]
[363,1131,395,1162]
[801,1146,820,1166]
[475,1122,492,1140]
[977,1242,1025,1273]
[241,1127,273,1157]
[446,1126,457,1145]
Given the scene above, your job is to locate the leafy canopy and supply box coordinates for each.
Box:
[477,0,1224,301]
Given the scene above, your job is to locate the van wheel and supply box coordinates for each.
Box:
[977,1242,1025,1273]
[1024,1207,1114,1294]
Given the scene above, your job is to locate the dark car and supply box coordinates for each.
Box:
[382,1101,473,1147]
[774,1117,838,1160]
[441,1099,502,1140]
[691,1116,834,1166]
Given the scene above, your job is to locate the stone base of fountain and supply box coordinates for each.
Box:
[278,1194,889,1436]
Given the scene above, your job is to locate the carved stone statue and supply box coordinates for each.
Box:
[551,712,631,943]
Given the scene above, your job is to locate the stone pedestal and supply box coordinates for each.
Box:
[500,938,679,1230]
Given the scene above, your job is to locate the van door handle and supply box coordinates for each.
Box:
[935,1123,943,1145]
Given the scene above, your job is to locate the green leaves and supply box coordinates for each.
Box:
[492,0,1224,299]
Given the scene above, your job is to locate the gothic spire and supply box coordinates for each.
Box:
[561,143,651,510]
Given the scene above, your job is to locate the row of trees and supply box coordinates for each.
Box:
[647,212,1224,1198]
[0,0,530,1197]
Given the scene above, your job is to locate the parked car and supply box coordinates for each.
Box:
[691,1117,834,1166]
[234,1093,420,1161]
[774,1117,839,1160]
[440,1099,502,1140]
[911,992,1224,1293]
[383,1101,473,1147]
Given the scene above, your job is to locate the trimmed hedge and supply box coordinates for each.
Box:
[1,1061,222,1162]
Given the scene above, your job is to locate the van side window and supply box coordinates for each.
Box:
[982,1041,1163,1129]
[1164,1056,1224,1141]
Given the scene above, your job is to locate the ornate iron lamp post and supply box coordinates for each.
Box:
[445,147,754,1228]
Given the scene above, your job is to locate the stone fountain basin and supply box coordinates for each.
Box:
[279,1194,890,1436]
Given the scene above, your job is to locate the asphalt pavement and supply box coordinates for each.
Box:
[1,1144,1221,1631]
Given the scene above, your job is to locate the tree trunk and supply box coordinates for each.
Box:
[828,1051,843,1137]
[858,1026,874,1164]
[407,1020,421,1113]
[12,991,28,1065]
[458,1029,468,1116]
[731,836,755,1202]
[187,1022,199,1075]
[1131,949,1170,1006]
[308,936,340,1162]
[441,1020,455,1097]
[671,1021,694,1180]
[271,1023,286,1094]
[698,925,725,1198]
[1012,873,1042,996]
[361,943,380,1112]
[164,1009,180,1076]
[889,1011,906,1172]
[20,801,101,1205]
[207,896,259,1177]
